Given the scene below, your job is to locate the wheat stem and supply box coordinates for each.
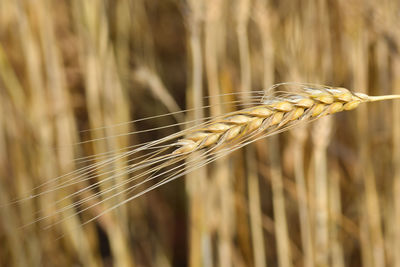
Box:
[367,95,400,102]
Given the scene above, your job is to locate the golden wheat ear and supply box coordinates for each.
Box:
[173,83,400,155]
[15,83,400,234]
[58,82,400,231]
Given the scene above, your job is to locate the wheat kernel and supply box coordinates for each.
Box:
[187,132,210,142]
[207,123,231,132]
[332,89,353,102]
[173,140,199,154]
[266,101,293,112]
[227,115,252,124]
[291,108,305,120]
[295,98,315,108]
[249,107,273,117]
[327,102,344,114]
[312,103,326,117]
[247,117,264,132]
[270,112,284,125]
[203,133,221,146]
[314,94,334,104]
[226,126,242,140]
[343,101,361,110]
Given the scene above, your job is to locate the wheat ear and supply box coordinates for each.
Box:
[12,83,400,232]
[173,85,400,154]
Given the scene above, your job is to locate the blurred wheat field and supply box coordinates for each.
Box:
[1,0,400,267]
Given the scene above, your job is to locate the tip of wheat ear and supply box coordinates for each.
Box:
[172,87,400,155]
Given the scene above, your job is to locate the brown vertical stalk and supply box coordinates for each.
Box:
[268,139,292,267]
[0,180,28,267]
[205,0,223,116]
[343,10,371,266]
[35,1,102,265]
[236,0,251,99]
[0,51,29,267]
[115,0,131,74]
[329,163,345,267]
[253,0,278,266]
[237,1,267,266]
[187,1,209,266]
[247,147,267,267]
[312,117,331,267]
[206,1,233,266]
[293,128,314,267]
[393,54,400,267]
[375,36,393,267]
[351,23,385,267]
[312,1,332,266]
[15,2,60,265]
[71,1,133,266]
[262,2,291,267]
[283,3,315,265]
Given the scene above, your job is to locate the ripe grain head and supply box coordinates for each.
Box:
[173,83,400,155]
